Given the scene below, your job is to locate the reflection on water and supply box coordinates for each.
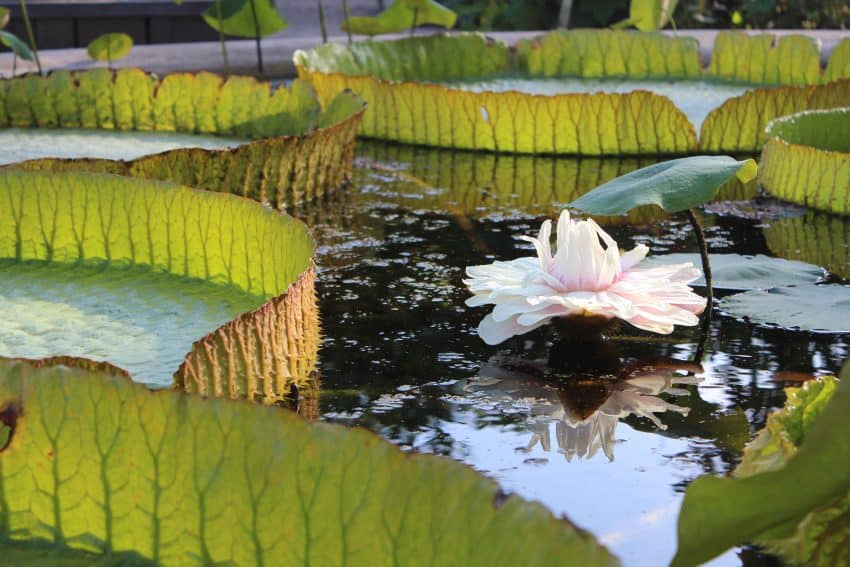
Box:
[469,351,701,462]
[763,211,850,279]
[300,146,847,566]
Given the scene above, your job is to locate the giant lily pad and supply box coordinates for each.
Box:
[642,253,824,290]
[706,32,821,87]
[718,285,850,333]
[0,169,318,403]
[568,156,756,215]
[673,367,850,567]
[0,69,365,206]
[0,357,619,565]
[759,108,850,215]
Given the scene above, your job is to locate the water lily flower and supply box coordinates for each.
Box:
[464,210,706,345]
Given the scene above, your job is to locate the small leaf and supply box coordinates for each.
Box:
[86,33,133,63]
[642,253,824,290]
[569,156,757,215]
[0,7,9,29]
[341,0,456,35]
[718,284,850,333]
[0,30,34,61]
[202,0,287,38]
[629,0,678,31]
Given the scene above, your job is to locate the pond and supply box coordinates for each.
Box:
[302,142,848,567]
[0,106,847,565]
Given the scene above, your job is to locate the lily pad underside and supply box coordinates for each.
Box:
[758,108,850,215]
[0,169,319,404]
[0,68,366,206]
[296,31,850,155]
[0,357,618,566]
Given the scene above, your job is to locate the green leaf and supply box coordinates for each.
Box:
[760,108,850,215]
[642,253,824,290]
[0,357,619,566]
[0,30,34,62]
[825,38,850,82]
[718,284,850,334]
[0,7,9,29]
[86,33,133,63]
[706,32,822,86]
[202,0,287,39]
[672,361,850,567]
[0,169,318,403]
[341,0,457,35]
[629,0,678,31]
[568,156,756,215]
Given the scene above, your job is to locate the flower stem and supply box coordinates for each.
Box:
[215,0,230,74]
[686,208,713,362]
[249,0,264,77]
[18,0,41,75]
[318,0,328,44]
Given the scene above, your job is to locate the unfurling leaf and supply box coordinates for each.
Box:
[568,156,756,215]
[86,33,133,63]
[341,0,456,36]
[0,30,34,61]
[202,0,287,38]
[629,0,678,31]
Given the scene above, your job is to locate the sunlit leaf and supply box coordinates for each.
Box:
[699,79,850,153]
[202,0,287,38]
[0,170,318,402]
[642,253,824,290]
[629,0,678,31]
[86,33,133,63]
[825,38,850,82]
[568,156,756,215]
[296,33,697,155]
[0,69,365,205]
[759,108,850,215]
[673,370,850,567]
[0,30,34,62]
[0,7,9,29]
[718,285,850,333]
[0,357,619,566]
[763,211,850,280]
[707,32,822,86]
[341,0,457,35]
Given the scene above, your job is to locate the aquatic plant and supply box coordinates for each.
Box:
[464,210,706,344]
[341,0,457,36]
[202,0,287,76]
[0,7,34,74]
[86,33,133,69]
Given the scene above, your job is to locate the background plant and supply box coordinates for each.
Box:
[86,32,133,69]
[0,6,35,75]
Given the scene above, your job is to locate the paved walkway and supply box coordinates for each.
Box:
[0,24,846,78]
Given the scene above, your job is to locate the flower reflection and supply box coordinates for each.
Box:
[467,354,702,462]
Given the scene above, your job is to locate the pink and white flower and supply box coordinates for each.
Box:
[464,210,707,345]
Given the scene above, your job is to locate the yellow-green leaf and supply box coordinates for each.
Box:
[706,32,822,86]
[0,357,619,566]
[341,0,456,35]
[759,108,850,215]
[86,33,133,63]
[202,0,287,38]
[629,0,678,31]
[825,38,850,82]
[763,211,850,280]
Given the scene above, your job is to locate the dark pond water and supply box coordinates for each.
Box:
[299,142,850,567]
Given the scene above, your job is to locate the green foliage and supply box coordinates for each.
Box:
[629,0,678,30]
[86,33,134,65]
[0,30,34,61]
[0,357,619,565]
[673,362,850,567]
[341,0,457,35]
[201,0,287,38]
[0,7,8,28]
[568,156,756,215]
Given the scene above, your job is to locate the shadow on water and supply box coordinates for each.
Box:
[295,143,848,566]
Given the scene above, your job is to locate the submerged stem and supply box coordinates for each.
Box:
[686,208,713,362]
[18,0,41,74]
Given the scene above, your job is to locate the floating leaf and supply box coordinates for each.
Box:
[629,0,678,31]
[706,32,822,86]
[825,38,850,82]
[759,108,850,215]
[0,357,619,566]
[568,156,756,215]
[0,30,34,62]
[86,33,133,63]
[642,253,824,290]
[341,0,457,36]
[202,0,287,38]
[0,69,365,206]
[699,79,850,153]
[0,169,318,403]
[718,285,850,333]
[763,211,850,280]
[296,34,697,155]
[673,369,850,567]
